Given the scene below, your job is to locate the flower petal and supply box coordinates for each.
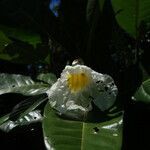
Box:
[47,65,118,119]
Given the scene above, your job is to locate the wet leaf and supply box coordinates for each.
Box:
[0,110,42,132]
[37,73,57,85]
[9,94,48,121]
[43,103,123,150]
[0,73,49,96]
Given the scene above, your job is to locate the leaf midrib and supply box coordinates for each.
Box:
[81,123,85,150]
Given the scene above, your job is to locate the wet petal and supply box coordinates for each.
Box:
[46,65,118,119]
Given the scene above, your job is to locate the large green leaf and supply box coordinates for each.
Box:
[0,73,49,96]
[43,103,123,150]
[111,0,150,37]
[134,78,150,103]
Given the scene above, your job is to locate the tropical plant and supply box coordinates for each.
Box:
[0,0,150,149]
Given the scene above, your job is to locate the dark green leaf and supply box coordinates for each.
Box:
[0,114,10,125]
[43,103,123,150]
[9,94,48,121]
[0,42,50,64]
[0,25,41,47]
[0,73,50,96]
[111,0,150,37]
[0,30,12,51]
[134,78,150,103]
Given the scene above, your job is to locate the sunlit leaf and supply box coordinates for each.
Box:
[43,103,123,150]
[0,73,50,96]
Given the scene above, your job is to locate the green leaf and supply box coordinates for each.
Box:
[0,25,41,47]
[0,73,50,96]
[9,94,48,121]
[0,42,50,64]
[37,73,57,85]
[134,78,150,103]
[111,0,150,37]
[0,110,42,132]
[0,30,12,51]
[0,25,50,64]
[43,103,123,150]
[0,114,10,125]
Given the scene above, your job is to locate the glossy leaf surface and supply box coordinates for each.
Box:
[0,73,49,96]
[0,110,42,132]
[37,73,57,85]
[43,103,123,150]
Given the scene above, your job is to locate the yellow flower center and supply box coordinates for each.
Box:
[67,73,90,93]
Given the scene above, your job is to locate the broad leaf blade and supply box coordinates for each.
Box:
[111,0,150,37]
[43,103,123,150]
[134,78,150,103]
[0,73,49,96]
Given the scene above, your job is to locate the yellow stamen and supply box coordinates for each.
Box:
[67,73,90,93]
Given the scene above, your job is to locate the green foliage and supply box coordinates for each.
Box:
[0,25,50,64]
[0,73,49,96]
[134,78,150,103]
[37,73,57,85]
[111,0,150,38]
[0,72,57,132]
[0,25,41,47]
[43,103,123,150]
[0,0,149,149]
[0,110,42,132]
[0,30,12,51]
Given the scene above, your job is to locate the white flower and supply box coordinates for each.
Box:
[46,64,118,119]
